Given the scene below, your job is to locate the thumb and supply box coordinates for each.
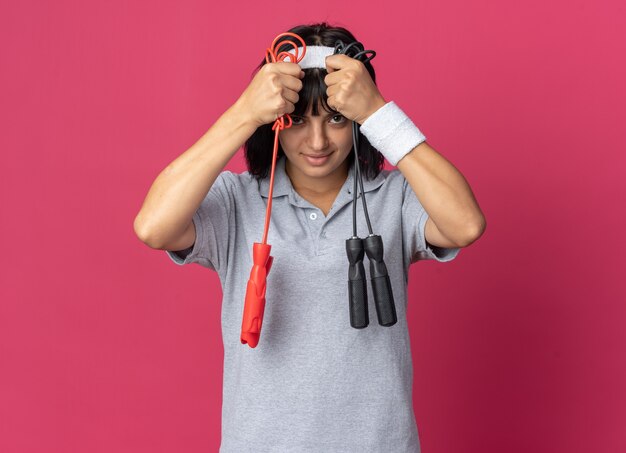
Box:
[325,54,342,73]
[325,54,352,73]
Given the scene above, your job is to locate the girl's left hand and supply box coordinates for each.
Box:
[324,54,387,125]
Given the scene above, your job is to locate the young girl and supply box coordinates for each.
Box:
[134,22,485,453]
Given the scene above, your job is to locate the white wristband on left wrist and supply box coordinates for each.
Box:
[359,101,426,166]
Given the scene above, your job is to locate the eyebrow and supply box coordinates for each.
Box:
[296,111,341,118]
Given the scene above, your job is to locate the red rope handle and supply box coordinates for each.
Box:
[240,33,307,348]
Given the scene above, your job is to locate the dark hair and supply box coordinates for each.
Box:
[243,22,384,180]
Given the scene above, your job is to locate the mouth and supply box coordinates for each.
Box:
[302,151,333,166]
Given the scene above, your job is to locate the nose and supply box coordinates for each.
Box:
[306,122,329,151]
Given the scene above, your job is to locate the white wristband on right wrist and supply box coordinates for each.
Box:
[359,101,427,166]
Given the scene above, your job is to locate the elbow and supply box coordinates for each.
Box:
[134,214,162,249]
[457,216,487,248]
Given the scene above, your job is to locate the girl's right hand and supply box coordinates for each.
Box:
[237,62,305,128]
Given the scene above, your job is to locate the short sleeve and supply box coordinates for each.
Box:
[164,171,234,272]
[401,176,461,265]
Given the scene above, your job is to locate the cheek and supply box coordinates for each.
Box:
[281,131,309,154]
[340,130,354,149]
[278,135,295,152]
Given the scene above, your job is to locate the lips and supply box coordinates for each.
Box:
[302,152,332,166]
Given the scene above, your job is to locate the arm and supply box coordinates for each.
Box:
[396,140,486,248]
[134,61,305,251]
[324,57,484,249]
[133,99,257,250]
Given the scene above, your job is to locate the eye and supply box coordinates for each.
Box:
[289,114,346,126]
[330,114,346,124]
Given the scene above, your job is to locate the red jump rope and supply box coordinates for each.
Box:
[240,33,306,348]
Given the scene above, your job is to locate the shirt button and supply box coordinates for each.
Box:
[309,212,318,220]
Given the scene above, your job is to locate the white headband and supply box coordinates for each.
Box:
[284,46,335,69]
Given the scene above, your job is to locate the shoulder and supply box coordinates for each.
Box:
[213,169,258,193]
[380,168,403,182]
[372,168,410,195]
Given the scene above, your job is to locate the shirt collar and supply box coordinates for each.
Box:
[258,155,386,199]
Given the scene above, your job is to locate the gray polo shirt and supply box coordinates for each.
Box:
[166,155,460,452]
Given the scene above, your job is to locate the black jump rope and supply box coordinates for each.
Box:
[333,39,397,329]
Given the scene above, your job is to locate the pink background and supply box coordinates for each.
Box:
[1,1,625,452]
